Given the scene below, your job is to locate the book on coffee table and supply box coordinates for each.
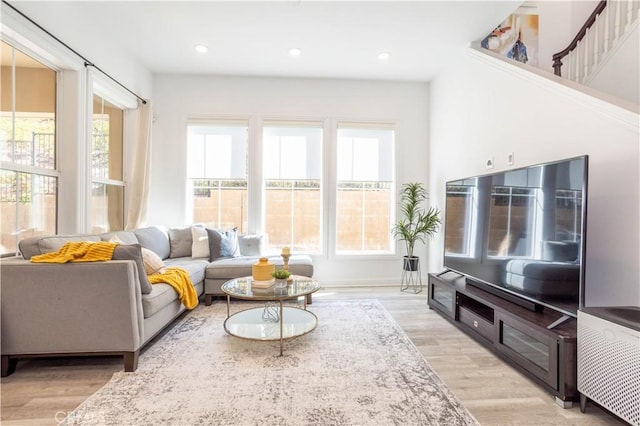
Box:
[251,279,275,289]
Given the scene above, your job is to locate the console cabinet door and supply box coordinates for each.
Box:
[496,312,559,389]
[428,275,456,320]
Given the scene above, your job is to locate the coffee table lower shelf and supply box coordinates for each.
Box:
[223,306,317,355]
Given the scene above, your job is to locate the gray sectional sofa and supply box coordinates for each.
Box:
[0,226,313,376]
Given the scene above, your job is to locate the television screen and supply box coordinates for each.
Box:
[443,156,588,317]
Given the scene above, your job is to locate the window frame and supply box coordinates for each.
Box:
[0,41,59,255]
[182,117,399,260]
[88,89,127,234]
[261,120,324,255]
[334,123,396,256]
[186,119,249,232]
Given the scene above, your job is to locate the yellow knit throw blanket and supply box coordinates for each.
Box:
[148,267,199,310]
[31,241,117,263]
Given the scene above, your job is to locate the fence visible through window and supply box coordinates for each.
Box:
[264,179,321,253]
[2,132,55,170]
[336,181,392,253]
[92,132,109,180]
[190,178,248,232]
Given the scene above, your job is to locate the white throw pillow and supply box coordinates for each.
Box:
[141,247,166,275]
[238,234,265,256]
[191,226,210,259]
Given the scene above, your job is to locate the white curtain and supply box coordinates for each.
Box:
[125,100,152,229]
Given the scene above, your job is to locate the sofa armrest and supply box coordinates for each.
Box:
[0,259,144,356]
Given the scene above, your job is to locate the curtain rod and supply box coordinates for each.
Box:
[2,0,147,104]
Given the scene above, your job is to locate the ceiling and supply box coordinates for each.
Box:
[8,1,521,82]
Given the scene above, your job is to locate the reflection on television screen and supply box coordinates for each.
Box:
[444,156,587,317]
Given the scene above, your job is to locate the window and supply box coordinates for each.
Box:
[0,41,57,255]
[555,189,582,241]
[263,123,322,253]
[187,122,248,231]
[91,94,124,233]
[487,186,538,257]
[336,125,394,254]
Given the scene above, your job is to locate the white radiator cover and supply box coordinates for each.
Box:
[578,310,640,425]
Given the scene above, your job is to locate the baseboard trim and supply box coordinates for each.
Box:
[319,278,426,288]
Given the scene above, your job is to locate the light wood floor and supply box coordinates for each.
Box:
[1,287,626,425]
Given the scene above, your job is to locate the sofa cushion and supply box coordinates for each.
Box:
[141,283,178,318]
[39,235,102,255]
[205,254,314,279]
[164,257,208,285]
[140,260,206,318]
[542,241,579,262]
[112,244,153,294]
[238,234,265,256]
[168,226,193,258]
[504,259,580,280]
[503,272,579,297]
[18,236,46,260]
[207,228,240,262]
[100,231,138,245]
[18,234,101,260]
[191,226,209,259]
[134,226,170,259]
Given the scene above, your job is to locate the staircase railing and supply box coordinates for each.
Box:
[552,0,639,83]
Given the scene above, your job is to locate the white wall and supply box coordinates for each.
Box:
[429,48,640,308]
[151,75,430,286]
[3,1,153,99]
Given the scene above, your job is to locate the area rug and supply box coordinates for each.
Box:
[62,299,478,426]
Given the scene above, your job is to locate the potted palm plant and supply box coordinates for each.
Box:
[392,182,441,271]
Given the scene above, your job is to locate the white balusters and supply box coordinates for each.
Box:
[603,1,611,54]
[563,0,639,84]
[613,0,622,40]
[568,54,575,83]
[624,0,640,30]
[593,15,601,66]
[575,40,582,82]
[583,35,590,83]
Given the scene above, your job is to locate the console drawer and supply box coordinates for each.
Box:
[459,306,494,343]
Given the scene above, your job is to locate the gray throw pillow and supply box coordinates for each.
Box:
[134,226,170,260]
[168,226,193,258]
[207,228,241,262]
[112,244,153,294]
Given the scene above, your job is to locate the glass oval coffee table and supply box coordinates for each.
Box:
[221,276,320,356]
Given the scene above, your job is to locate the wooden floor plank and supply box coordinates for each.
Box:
[1,287,626,425]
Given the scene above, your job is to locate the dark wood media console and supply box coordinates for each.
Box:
[428,271,578,405]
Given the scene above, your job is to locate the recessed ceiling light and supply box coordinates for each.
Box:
[289,48,302,57]
[378,52,391,61]
[194,44,208,54]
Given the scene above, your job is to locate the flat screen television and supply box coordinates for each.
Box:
[443,156,588,318]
